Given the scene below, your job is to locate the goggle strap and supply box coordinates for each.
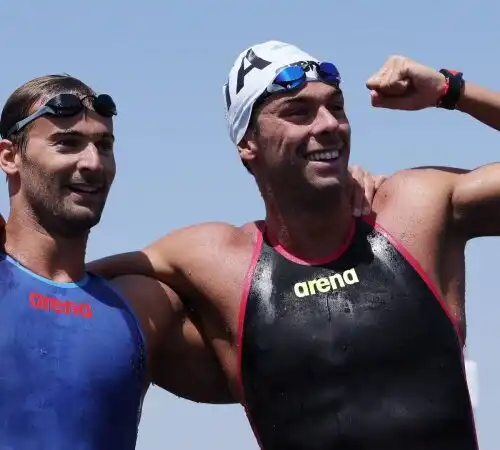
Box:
[5,106,54,138]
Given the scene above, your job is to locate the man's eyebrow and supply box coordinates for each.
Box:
[272,95,309,109]
[275,90,344,108]
[48,130,115,141]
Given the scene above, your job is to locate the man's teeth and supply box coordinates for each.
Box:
[306,150,340,161]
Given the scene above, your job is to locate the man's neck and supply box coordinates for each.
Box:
[264,192,353,261]
[4,214,88,283]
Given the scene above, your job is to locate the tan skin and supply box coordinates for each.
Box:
[108,164,385,404]
[0,93,383,405]
[0,101,236,403]
[0,107,116,281]
[90,57,500,411]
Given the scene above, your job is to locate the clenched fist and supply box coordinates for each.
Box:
[366,55,448,111]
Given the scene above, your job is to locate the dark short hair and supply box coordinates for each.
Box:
[0,74,95,150]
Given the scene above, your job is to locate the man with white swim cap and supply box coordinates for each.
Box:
[90,40,500,448]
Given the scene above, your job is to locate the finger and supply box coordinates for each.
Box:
[346,166,364,217]
[384,57,410,91]
[366,61,393,87]
[388,78,412,94]
[370,90,418,110]
[351,178,364,217]
[371,79,412,98]
[373,175,387,190]
[367,63,410,91]
[362,175,375,215]
[366,74,383,91]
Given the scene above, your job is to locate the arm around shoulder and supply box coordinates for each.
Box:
[87,222,241,284]
[110,274,235,404]
[88,251,155,280]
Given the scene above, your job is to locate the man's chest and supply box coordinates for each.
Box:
[245,235,460,368]
[374,205,466,338]
[237,231,475,450]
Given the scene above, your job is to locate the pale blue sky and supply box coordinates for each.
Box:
[2,1,499,448]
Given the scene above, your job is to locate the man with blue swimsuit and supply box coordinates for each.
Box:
[0,75,150,449]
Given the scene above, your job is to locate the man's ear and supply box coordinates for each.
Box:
[237,129,259,166]
[0,139,20,177]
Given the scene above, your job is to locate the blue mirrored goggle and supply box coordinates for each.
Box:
[267,61,340,94]
[254,61,341,108]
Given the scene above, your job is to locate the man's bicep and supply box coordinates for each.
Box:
[152,308,235,404]
[111,275,234,404]
[87,251,156,280]
[451,162,500,238]
[87,226,209,282]
[151,290,235,404]
[87,234,180,281]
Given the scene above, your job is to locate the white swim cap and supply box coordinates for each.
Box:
[223,41,320,145]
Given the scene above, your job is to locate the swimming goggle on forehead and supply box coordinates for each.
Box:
[4,93,117,138]
[256,60,341,106]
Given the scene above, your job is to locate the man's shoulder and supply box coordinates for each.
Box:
[140,221,262,304]
[378,166,466,199]
[141,220,261,275]
[372,165,469,218]
[150,220,259,252]
[389,165,467,183]
[170,220,258,236]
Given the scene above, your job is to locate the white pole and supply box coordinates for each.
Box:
[464,356,479,409]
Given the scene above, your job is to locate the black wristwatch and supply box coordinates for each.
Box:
[437,69,464,110]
